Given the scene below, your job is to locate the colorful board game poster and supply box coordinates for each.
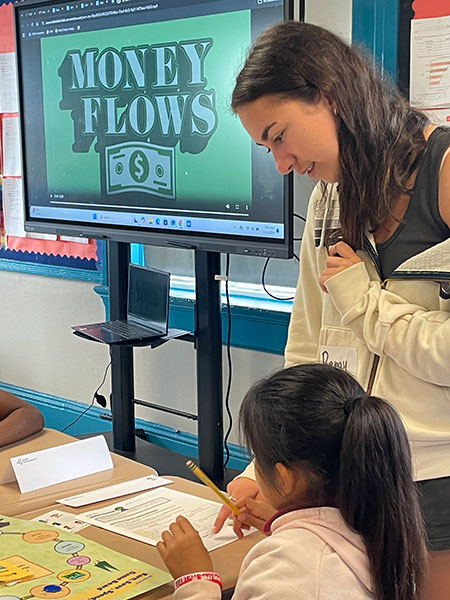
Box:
[0,515,171,600]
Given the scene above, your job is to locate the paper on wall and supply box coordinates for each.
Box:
[2,115,22,176]
[422,106,450,125]
[410,15,450,109]
[0,52,18,113]
[3,177,25,237]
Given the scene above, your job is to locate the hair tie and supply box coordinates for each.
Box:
[343,394,366,417]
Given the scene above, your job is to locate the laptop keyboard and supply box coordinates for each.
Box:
[102,321,159,337]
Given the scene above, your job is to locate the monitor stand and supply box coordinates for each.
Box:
[107,240,225,485]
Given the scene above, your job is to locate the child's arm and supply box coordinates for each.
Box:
[0,390,44,447]
[157,516,221,600]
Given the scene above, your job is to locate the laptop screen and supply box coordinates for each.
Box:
[128,265,169,331]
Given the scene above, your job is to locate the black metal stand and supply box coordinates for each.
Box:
[194,250,224,483]
[106,241,225,483]
[107,241,136,452]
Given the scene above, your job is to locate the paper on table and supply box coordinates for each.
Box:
[0,514,172,598]
[80,487,252,551]
[32,509,89,533]
[57,475,172,507]
[8,435,113,493]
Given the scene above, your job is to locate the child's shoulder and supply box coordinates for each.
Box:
[236,528,325,598]
[236,508,372,599]
[241,514,333,577]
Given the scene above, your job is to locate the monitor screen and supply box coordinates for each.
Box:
[15,0,293,258]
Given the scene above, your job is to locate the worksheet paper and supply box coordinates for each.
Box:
[79,487,249,551]
[57,475,171,507]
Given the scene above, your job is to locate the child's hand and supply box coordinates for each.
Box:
[232,496,276,538]
[156,515,213,579]
[212,477,262,534]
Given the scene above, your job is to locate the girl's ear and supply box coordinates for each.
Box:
[275,463,310,499]
[274,462,301,496]
[322,93,338,117]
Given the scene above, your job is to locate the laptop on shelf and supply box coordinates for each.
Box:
[72,264,173,345]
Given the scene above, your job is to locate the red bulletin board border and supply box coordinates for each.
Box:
[6,235,99,259]
[0,3,14,53]
[412,0,450,19]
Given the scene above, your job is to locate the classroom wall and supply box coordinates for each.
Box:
[0,0,352,445]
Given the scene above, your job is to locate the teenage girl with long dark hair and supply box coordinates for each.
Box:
[213,22,450,598]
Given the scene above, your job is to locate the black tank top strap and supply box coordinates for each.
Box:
[376,126,450,279]
[413,126,450,229]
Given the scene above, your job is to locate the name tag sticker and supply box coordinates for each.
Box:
[319,346,358,377]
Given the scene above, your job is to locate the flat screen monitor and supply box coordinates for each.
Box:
[15,0,293,258]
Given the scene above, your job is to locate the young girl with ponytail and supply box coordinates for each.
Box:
[157,364,426,600]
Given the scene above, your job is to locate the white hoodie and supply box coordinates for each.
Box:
[284,183,450,482]
[173,507,373,599]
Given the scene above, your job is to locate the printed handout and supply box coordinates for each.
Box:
[80,487,252,551]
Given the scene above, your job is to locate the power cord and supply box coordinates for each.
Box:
[261,212,304,300]
[293,211,306,222]
[223,253,233,467]
[261,249,300,301]
[61,357,112,433]
[223,214,306,462]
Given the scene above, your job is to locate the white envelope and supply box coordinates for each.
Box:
[7,435,113,493]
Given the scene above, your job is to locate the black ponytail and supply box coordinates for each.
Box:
[240,364,427,600]
[339,395,427,600]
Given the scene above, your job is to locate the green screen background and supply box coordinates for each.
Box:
[41,10,252,207]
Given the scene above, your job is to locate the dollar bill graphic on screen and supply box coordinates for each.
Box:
[106,142,175,199]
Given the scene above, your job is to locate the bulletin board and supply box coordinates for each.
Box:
[0,0,103,280]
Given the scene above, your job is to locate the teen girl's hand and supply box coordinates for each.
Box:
[232,496,276,538]
[319,241,362,292]
[156,515,213,579]
[212,477,262,534]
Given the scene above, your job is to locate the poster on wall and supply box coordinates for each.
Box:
[0,0,100,268]
[410,0,450,125]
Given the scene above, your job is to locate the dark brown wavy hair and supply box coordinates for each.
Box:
[231,21,429,249]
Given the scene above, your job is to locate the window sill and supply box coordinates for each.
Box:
[170,276,293,355]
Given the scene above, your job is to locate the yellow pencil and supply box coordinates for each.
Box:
[186,460,240,516]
